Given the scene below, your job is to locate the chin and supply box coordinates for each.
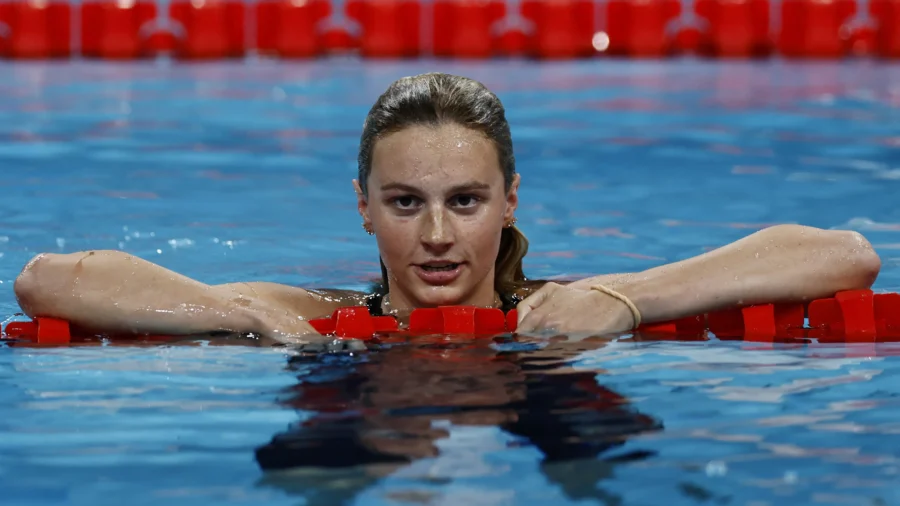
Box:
[413,286,467,307]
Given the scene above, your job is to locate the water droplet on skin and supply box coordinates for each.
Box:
[755,252,760,259]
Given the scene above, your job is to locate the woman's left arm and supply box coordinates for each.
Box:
[517,225,881,332]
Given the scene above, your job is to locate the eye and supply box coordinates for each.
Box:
[391,195,420,210]
[451,195,480,208]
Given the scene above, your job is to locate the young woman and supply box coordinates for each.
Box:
[12,73,881,344]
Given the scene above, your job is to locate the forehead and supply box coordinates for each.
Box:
[370,123,502,187]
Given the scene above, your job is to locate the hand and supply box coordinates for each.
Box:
[516,282,637,335]
[255,312,328,346]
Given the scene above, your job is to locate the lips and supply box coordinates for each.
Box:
[414,261,464,285]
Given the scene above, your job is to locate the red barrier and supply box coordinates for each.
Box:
[320,26,358,52]
[0,0,71,59]
[871,0,900,57]
[639,289,899,343]
[169,0,245,59]
[521,0,595,58]
[143,28,178,54]
[495,26,530,56]
[5,290,900,346]
[256,0,330,57]
[346,0,420,57]
[778,0,856,58]
[695,0,771,57]
[433,0,505,58]
[308,306,400,339]
[605,0,681,57]
[81,1,157,59]
[807,289,890,341]
[5,317,71,345]
[845,22,876,56]
[672,26,701,54]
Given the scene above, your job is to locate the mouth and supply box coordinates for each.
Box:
[418,262,462,272]
[413,261,465,285]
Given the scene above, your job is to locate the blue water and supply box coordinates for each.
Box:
[2,59,900,505]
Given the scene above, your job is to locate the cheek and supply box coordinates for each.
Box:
[373,215,418,265]
[466,223,503,265]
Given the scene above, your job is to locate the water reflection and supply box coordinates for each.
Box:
[254,335,662,504]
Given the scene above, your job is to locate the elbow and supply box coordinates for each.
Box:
[14,250,130,315]
[821,229,881,290]
[766,225,881,292]
[14,253,54,315]
[844,230,881,289]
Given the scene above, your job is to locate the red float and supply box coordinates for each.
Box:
[695,0,771,57]
[521,0,595,58]
[256,0,330,57]
[0,0,71,59]
[81,0,157,59]
[5,290,900,347]
[672,26,701,54]
[346,0,421,57]
[778,0,856,58]
[494,26,530,56]
[604,0,681,57]
[871,0,900,57]
[844,20,876,56]
[433,0,505,58]
[143,28,179,54]
[320,26,359,53]
[169,0,246,59]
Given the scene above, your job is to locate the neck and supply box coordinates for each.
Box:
[381,289,502,319]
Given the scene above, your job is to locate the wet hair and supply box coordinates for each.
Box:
[358,72,529,304]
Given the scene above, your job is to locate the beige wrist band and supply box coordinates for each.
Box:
[590,285,642,329]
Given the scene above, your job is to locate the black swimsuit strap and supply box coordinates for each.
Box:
[365,292,385,317]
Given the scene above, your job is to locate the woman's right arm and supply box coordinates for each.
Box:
[13,250,331,343]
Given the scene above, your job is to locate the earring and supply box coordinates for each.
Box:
[505,217,517,228]
[362,223,374,235]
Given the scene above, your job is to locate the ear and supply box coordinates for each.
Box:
[353,179,371,224]
[504,173,520,223]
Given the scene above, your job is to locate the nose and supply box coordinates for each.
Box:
[421,206,454,253]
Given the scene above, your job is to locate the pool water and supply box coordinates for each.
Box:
[2,59,900,506]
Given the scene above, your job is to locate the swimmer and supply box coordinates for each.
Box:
[12,73,881,344]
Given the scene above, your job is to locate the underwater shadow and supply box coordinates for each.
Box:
[253,334,663,505]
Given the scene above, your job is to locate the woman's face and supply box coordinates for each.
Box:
[355,122,519,310]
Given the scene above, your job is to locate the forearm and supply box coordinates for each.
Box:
[599,225,881,323]
[14,250,262,336]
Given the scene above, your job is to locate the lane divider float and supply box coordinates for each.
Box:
[3,289,898,346]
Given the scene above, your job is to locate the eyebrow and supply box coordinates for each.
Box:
[379,181,492,194]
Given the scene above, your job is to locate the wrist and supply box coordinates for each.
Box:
[605,272,665,325]
[588,284,641,329]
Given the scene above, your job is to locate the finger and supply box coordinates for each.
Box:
[516,282,558,325]
[267,329,320,347]
[516,311,543,333]
[518,301,554,333]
